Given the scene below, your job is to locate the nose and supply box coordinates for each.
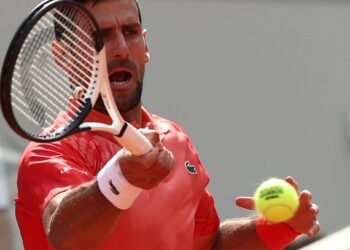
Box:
[110,31,129,59]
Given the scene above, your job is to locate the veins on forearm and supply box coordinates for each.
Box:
[46,180,122,249]
[213,217,268,250]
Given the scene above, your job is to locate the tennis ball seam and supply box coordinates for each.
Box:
[262,204,295,214]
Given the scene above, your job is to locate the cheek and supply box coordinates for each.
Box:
[138,65,145,78]
[104,38,148,66]
[129,40,148,61]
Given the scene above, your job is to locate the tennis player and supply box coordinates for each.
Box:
[15,0,320,249]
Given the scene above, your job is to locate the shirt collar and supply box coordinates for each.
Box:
[85,106,170,135]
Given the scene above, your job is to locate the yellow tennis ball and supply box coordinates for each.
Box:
[254,178,299,223]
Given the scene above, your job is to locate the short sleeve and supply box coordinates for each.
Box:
[16,137,100,217]
[194,189,220,237]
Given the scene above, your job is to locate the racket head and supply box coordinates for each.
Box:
[0,0,104,142]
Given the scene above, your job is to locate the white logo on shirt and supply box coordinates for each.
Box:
[59,166,89,176]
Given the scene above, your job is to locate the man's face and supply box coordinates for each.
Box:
[86,0,149,113]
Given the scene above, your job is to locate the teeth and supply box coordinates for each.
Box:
[111,80,128,85]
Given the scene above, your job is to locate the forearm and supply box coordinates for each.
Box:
[213,217,269,250]
[46,179,123,249]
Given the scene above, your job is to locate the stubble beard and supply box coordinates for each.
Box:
[94,78,143,114]
[116,78,143,113]
[94,59,145,114]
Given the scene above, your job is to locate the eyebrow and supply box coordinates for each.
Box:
[98,16,141,30]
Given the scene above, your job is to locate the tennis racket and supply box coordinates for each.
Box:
[0,0,152,156]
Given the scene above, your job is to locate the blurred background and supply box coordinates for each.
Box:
[1,0,350,249]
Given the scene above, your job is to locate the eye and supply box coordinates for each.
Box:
[124,28,137,36]
[123,26,140,37]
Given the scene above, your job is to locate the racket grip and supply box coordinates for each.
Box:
[116,123,153,156]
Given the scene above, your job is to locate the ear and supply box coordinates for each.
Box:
[142,29,150,63]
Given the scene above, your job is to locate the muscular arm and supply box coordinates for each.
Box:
[194,176,320,250]
[43,179,123,249]
[43,130,173,249]
[213,218,269,250]
[192,218,268,250]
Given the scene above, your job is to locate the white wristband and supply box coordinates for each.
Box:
[97,149,142,209]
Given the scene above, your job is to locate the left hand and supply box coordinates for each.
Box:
[235,176,320,237]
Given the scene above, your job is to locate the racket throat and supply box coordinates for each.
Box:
[115,122,128,137]
[78,121,127,137]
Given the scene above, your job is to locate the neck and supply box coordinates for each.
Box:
[93,101,143,126]
[121,102,142,125]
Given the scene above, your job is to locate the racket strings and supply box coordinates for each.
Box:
[52,9,95,55]
[13,19,77,127]
[11,6,99,137]
[39,11,95,89]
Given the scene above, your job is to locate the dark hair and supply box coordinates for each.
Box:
[73,0,142,24]
[54,0,142,44]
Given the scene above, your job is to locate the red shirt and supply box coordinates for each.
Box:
[15,107,219,250]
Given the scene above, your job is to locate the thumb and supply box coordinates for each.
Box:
[235,196,256,210]
[139,129,160,147]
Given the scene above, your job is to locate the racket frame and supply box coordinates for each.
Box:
[0,0,103,142]
[0,0,152,156]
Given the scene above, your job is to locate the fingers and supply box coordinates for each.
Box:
[120,146,160,168]
[302,191,320,237]
[287,187,320,237]
[139,128,160,146]
[299,190,319,213]
[310,203,320,215]
[139,128,167,151]
[285,176,299,192]
[152,147,174,179]
[307,220,321,237]
[235,196,256,210]
[118,136,174,190]
[139,148,174,189]
[299,190,312,206]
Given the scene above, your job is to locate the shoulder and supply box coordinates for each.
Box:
[149,112,188,134]
[17,135,97,208]
[18,132,101,175]
[20,133,90,162]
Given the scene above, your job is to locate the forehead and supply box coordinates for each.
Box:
[86,0,139,26]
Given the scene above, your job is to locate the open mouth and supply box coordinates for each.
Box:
[109,71,132,85]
